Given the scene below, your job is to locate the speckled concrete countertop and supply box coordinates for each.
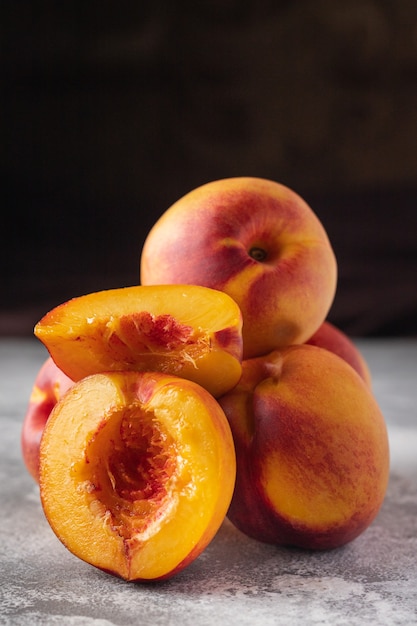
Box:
[1,338,416,625]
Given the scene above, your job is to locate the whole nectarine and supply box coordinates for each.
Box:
[140,177,337,358]
[305,321,371,386]
[218,344,389,549]
[21,356,74,482]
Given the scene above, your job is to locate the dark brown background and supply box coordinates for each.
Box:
[2,2,416,338]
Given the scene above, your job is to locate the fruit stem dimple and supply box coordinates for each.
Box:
[249,247,268,262]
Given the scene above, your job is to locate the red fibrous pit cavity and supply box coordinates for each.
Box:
[104,312,198,364]
[79,408,178,541]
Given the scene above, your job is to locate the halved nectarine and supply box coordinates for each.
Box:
[34,284,243,397]
[39,370,236,581]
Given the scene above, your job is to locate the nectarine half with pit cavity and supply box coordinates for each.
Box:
[39,370,236,581]
[218,344,389,550]
[21,356,74,482]
[140,177,337,358]
[34,284,243,398]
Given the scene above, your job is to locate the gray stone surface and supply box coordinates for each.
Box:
[1,338,416,625]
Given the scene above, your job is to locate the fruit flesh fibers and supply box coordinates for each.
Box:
[34,284,243,397]
[39,371,236,581]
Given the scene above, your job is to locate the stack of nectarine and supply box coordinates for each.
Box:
[22,177,389,582]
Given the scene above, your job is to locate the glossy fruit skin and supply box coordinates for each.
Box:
[218,344,390,550]
[305,320,372,386]
[39,370,236,581]
[21,357,73,481]
[140,177,337,359]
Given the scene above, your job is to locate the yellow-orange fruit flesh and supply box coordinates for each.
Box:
[34,284,243,398]
[39,371,236,581]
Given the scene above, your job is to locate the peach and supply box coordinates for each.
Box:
[21,356,74,482]
[305,321,372,386]
[39,370,236,581]
[218,344,389,550]
[140,177,337,359]
[34,284,243,398]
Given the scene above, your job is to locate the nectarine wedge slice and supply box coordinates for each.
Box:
[39,371,236,581]
[34,285,243,397]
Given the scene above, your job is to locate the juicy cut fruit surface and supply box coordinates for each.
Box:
[39,371,236,581]
[34,284,243,397]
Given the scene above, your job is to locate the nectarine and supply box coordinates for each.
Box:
[39,371,236,581]
[218,344,389,549]
[140,177,337,358]
[305,321,372,387]
[34,284,243,397]
[21,356,74,482]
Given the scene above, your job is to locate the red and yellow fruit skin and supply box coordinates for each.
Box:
[305,320,372,387]
[140,177,337,359]
[39,371,236,581]
[218,344,389,550]
[21,357,74,482]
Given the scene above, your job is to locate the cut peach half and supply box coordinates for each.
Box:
[39,371,236,581]
[34,284,243,397]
